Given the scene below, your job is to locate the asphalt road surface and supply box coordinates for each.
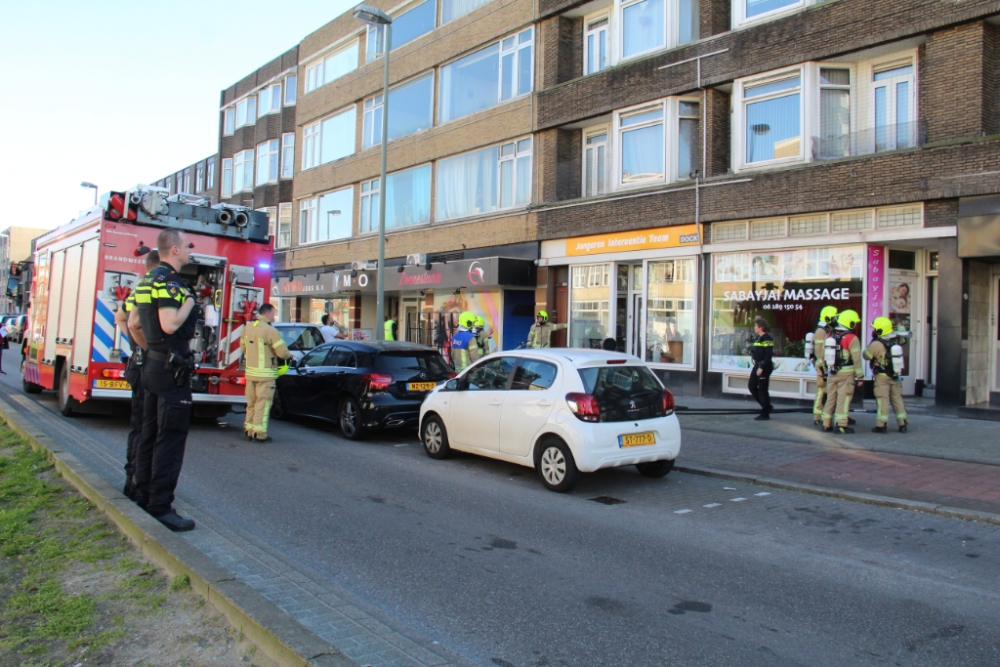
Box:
[3,353,998,667]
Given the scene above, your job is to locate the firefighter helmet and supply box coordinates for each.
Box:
[475,316,486,327]
[836,309,861,330]
[818,305,838,326]
[537,310,548,321]
[872,316,894,338]
[458,311,476,329]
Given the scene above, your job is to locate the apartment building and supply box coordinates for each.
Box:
[152,154,221,204]
[258,0,1000,412]
[1,227,45,313]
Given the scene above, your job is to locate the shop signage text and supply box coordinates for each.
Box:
[722,287,852,302]
[566,224,700,257]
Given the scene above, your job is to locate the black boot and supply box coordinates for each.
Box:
[754,414,770,421]
[153,509,195,532]
[898,423,907,434]
[814,418,823,426]
[871,425,887,434]
[836,426,855,434]
[847,417,857,425]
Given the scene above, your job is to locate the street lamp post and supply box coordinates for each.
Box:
[354,4,392,340]
[80,181,99,205]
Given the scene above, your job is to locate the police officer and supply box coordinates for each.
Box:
[821,309,864,434]
[810,305,837,426]
[241,303,291,442]
[384,313,397,341]
[526,310,567,348]
[748,317,774,421]
[450,311,477,372]
[127,229,199,532]
[863,317,909,434]
[114,248,160,501]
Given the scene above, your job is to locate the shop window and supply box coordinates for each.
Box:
[302,106,356,170]
[831,210,872,232]
[711,246,864,376]
[304,40,359,94]
[570,265,611,348]
[360,164,432,233]
[367,0,436,61]
[362,72,434,149]
[644,259,696,366]
[310,298,351,329]
[438,28,533,124]
[299,187,353,244]
[888,249,916,271]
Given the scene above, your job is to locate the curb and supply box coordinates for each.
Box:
[0,400,358,667]
[675,463,1000,526]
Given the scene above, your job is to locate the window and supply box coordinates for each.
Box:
[302,106,357,169]
[284,75,297,105]
[511,360,557,390]
[439,28,533,123]
[362,72,434,148]
[221,159,232,197]
[585,15,609,75]
[616,99,699,187]
[300,347,330,368]
[206,157,216,190]
[164,175,173,194]
[366,0,436,61]
[224,108,235,135]
[442,0,491,24]
[260,206,277,238]
[435,138,532,221]
[304,40,359,94]
[236,96,257,128]
[175,173,183,194]
[195,162,204,193]
[736,0,829,26]
[182,168,191,194]
[583,130,608,197]
[360,164,432,234]
[256,140,279,186]
[258,83,282,115]
[277,203,292,248]
[464,357,516,390]
[873,60,915,152]
[281,133,295,179]
[233,150,254,193]
[299,187,353,244]
[619,0,697,61]
[570,265,610,348]
[645,259,696,366]
[817,68,851,159]
[743,72,802,165]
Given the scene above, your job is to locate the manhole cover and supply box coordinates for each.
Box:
[589,496,627,505]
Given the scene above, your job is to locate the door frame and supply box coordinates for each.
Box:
[991,268,1000,393]
[886,247,925,395]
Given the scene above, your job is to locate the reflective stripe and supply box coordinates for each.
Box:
[272,339,286,349]
[753,341,774,347]
[246,369,279,378]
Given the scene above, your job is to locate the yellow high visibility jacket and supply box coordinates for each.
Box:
[240,319,291,378]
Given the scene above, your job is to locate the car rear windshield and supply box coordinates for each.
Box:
[577,365,664,422]
[376,351,451,377]
[279,327,323,351]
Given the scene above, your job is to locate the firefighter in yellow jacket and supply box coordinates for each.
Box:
[821,309,864,434]
[863,317,909,434]
[526,311,567,348]
[240,304,291,442]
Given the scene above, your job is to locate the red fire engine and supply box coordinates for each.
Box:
[22,184,273,417]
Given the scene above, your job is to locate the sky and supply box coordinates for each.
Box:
[0,0,356,232]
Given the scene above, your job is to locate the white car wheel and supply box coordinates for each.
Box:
[421,415,451,460]
[536,438,579,492]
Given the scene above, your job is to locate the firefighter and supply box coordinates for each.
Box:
[809,305,838,426]
[864,317,909,434]
[526,310,567,348]
[384,313,397,341]
[470,315,493,363]
[128,229,200,532]
[748,317,774,420]
[113,248,160,502]
[821,309,864,434]
[240,303,291,442]
[450,311,477,372]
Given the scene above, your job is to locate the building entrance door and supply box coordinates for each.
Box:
[925,276,938,393]
[887,249,921,395]
[992,271,1000,393]
[401,300,419,342]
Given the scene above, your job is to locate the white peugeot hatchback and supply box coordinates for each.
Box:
[418,349,681,492]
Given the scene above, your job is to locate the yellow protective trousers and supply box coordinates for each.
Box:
[822,372,856,428]
[245,378,276,439]
[874,374,907,427]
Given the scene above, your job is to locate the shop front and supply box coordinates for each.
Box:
[270,273,354,332]
[539,224,703,391]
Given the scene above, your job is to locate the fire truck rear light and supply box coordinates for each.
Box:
[230,376,246,385]
[101,369,126,379]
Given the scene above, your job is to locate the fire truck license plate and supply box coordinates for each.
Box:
[619,432,656,447]
[95,380,131,390]
[408,382,437,391]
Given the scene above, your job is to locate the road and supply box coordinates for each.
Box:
[3,349,998,667]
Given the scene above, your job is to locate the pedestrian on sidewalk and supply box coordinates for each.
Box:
[0,323,7,374]
[821,309,864,434]
[114,248,160,501]
[748,317,774,420]
[319,314,346,343]
[241,303,292,443]
[864,317,908,434]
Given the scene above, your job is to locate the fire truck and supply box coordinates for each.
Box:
[22,184,273,417]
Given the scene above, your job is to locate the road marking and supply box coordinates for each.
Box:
[674,509,693,514]
[395,444,409,447]
[703,503,721,508]
[730,497,746,502]
[754,492,771,497]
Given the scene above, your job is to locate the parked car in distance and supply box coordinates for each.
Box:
[272,322,325,362]
[9,315,28,343]
[273,341,455,440]
[419,349,680,492]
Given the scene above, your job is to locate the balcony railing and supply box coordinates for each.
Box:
[812,120,927,161]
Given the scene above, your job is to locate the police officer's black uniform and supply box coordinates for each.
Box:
[133,262,199,531]
[121,288,148,501]
[748,331,774,420]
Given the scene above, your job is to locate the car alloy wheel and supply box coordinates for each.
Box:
[421,415,451,459]
[536,438,579,492]
[339,397,365,440]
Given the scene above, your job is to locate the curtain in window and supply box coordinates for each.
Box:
[436,147,499,220]
[386,165,431,229]
[819,89,850,158]
[622,0,665,58]
[442,0,489,23]
[678,114,700,179]
[621,124,664,182]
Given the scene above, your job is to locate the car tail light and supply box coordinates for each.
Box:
[230,376,246,386]
[565,393,600,422]
[365,373,394,392]
[101,369,126,379]
[661,388,675,415]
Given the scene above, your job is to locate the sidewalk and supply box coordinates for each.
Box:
[675,395,1000,520]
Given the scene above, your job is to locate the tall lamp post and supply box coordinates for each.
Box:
[353,4,392,340]
[80,181,99,205]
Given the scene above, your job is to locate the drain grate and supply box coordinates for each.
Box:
[589,496,627,505]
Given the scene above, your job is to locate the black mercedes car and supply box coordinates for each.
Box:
[272,340,454,439]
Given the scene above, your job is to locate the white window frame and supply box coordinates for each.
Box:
[614,97,699,190]
[299,198,317,245]
[277,202,292,249]
[304,39,360,95]
[256,140,280,186]
[298,186,354,245]
[434,137,533,221]
[223,107,235,135]
[233,150,254,193]
[206,157,216,190]
[281,133,295,179]
[175,173,183,194]
[236,96,257,129]
[616,0,695,64]
[583,126,610,197]
[734,0,825,29]
[195,162,204,193]
[584,12,611,76]
[362,72,435,150]
[499,28,534,103]
[221,158,233,197]
[300,105,357,171]
[259,206,278,239]
[871,58,917,153]
[498,137,533,209]
[182,168,191,194]
[284,74,297,105]
[359,178,380,234]
[733,66,806,171]
[258,82,282,116]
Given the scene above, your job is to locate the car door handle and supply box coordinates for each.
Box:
[537,400,552,407]
[490,399,502,406]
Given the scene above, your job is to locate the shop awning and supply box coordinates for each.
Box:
[331,257,536,294]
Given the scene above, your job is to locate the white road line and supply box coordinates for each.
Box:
[703,503,721,508]
[730,497,746,502]
[674,509,693,514]
[754,492,771,497]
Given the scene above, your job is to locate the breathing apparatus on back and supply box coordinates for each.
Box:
[805,305,839,361]
[872,317,909,376]
[824,310,860,372]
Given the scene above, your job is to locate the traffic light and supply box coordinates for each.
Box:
[106,191,138,222]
